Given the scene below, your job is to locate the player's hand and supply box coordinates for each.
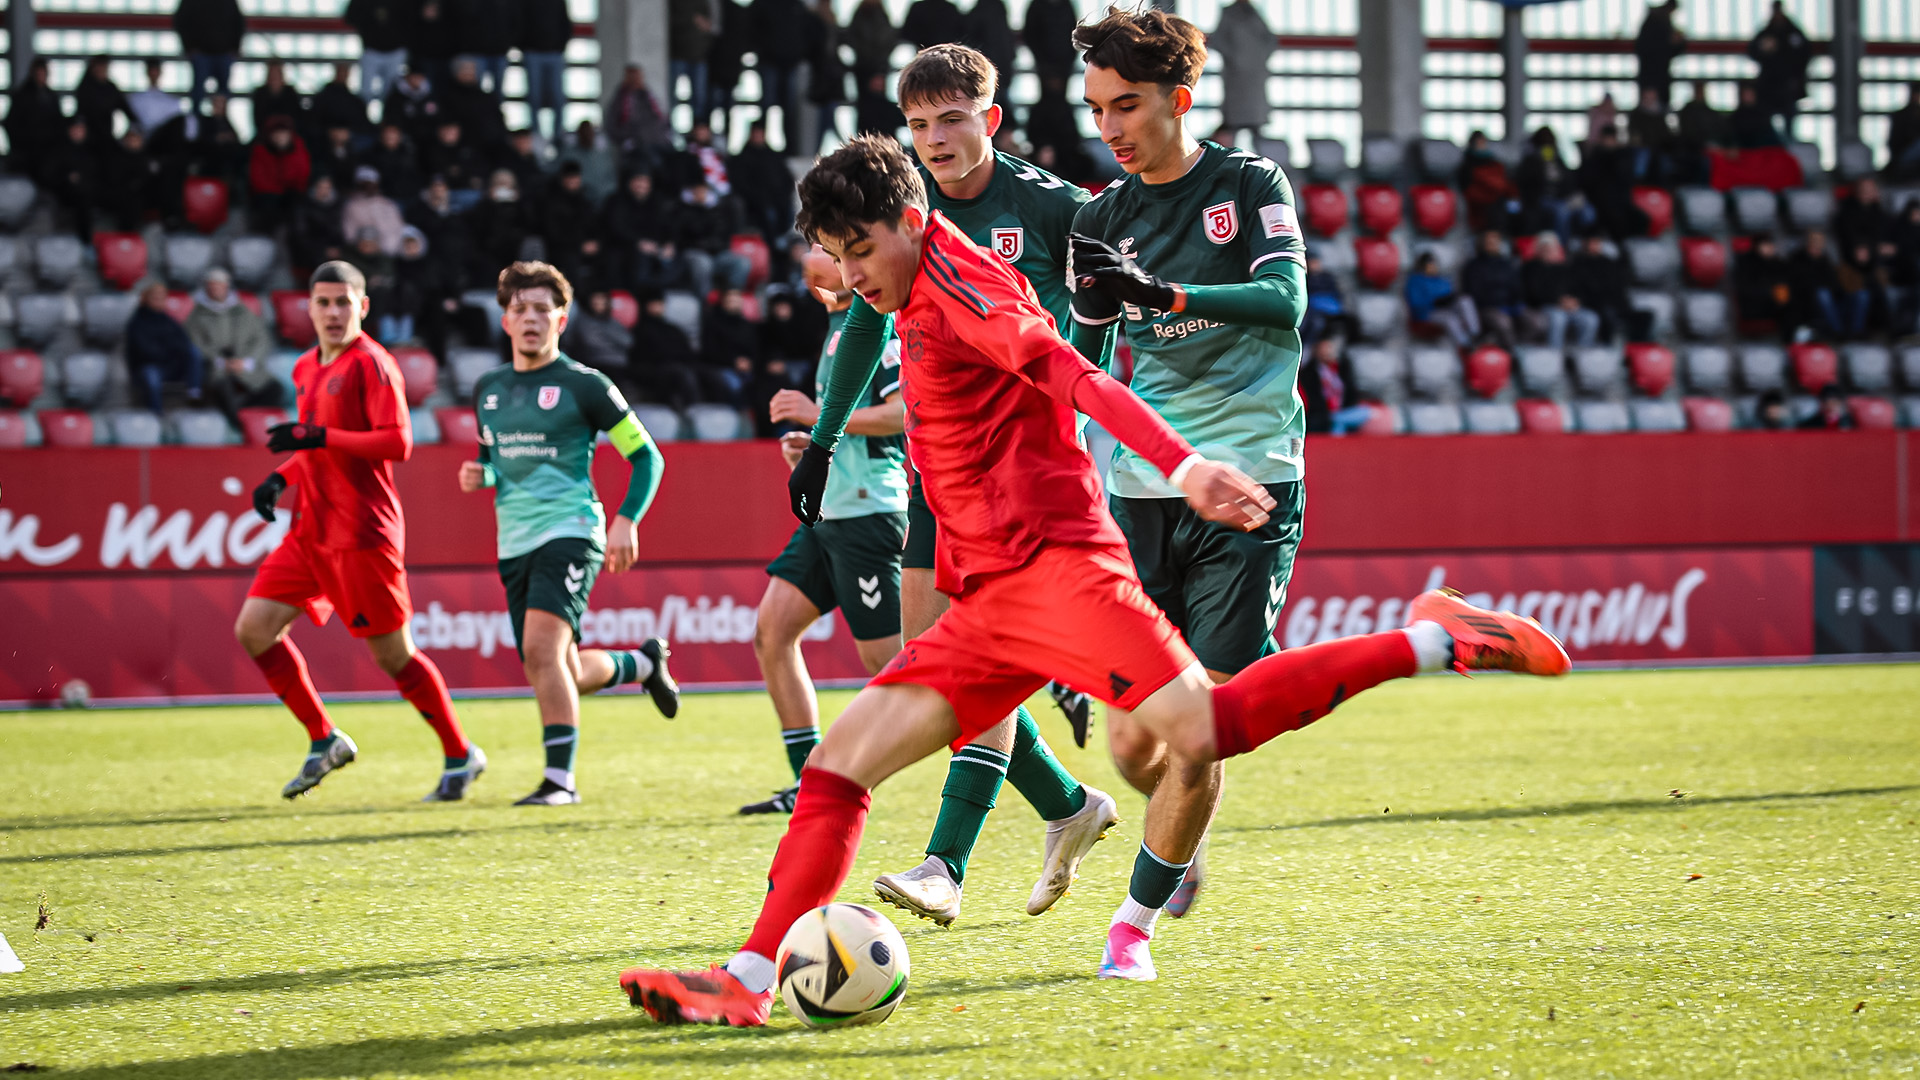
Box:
[779,431,811,470]
[1069,233,1180,312]
[252,471,288,523]
[787,442,833,526]
[769,389,820,426]
[606,514,638,574]
[458,461,487,493]
[266,421,327,452]
[1177,459,1275,532]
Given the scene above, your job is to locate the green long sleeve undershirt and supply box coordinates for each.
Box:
[810,297,890,454]
[608,415,664,521]
[1065,259,1307,373]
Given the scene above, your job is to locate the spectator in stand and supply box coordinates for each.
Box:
[100,128,166,229]
[1888,199,1920,335]
[311,64,373,139]
[400,225,462,356]
[805,0,850,151]
[1889,83,1920,180]
[557,119,619,205]
[1461,229,1524,349]
[173,0,246,111]
[5,59,66,169]
[1405,251,1478,349]
[342,166,408,254]
[1834,178,1888,260]
[671,0,717,123]
[629,290,704,408]
[311,124,362,192]
[1729,81,1783,149]
[668,121,731,196]
[383,68,440,147]
[191,93,247,184]
[699,287,761,405]
[247,116,312,233]
[1578,125,1648,240]
[1674,80,1722,184]
[469,168,534,281]
[348,228,400,324]
[185,267,281,429]
[128,60,183,137]
[1299,250,1348,346]
[422,120,487,201]
[76,56,133,155]
[1634,0,1684,107]
[1748,0,1810,135]
[407,176,471,268]
[366,122,423,201]
[675,179,752,297]
[1571,234,1648,342]
[604,65,675,177]
[518,0,575,141]
[1522,234,1600,349]
[1754,388,1791,429]
[454,0,517,99]
[410,0,458,89]
[1626,86,1677,183]
[732,120,796,240]
[1586,92,1620,146]
[541,160,604,288]
[846,0,898,135]
[902,0,963,49]
[1456,130,1515,233]
[374,228,431,344]
[561,288,635,382]
[1025,0,1077,82]
[290,174,347,269]
[1209,0,1274,148]
[1734,233,1792,332]
[753,289,814,434]
[441,58,508,155]
[1799,386,1855,431]
[964,0,1016,109]
[1788,229,1862,341]
[250,60,304,135]
[708,0,750,133]
[1299,338,1372,436]
[1515,126,1581,243]
[346,0,415,103]
[749,0,812,152]
[41,118,102,240]
[1839,240,1891,338]
[604,171,689,292]
[1027,82,1093,182]
[127,280,206,413]
[500,128,551,201]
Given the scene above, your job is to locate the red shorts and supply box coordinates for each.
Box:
[870,542,1197,748]
[248,537,412,638]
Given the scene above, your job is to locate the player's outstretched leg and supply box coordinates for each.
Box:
[580,638,679,717]
[1099,755,1219,980]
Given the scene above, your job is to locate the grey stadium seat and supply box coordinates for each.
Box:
[1836,140,1875,182]
[0,235,18,279]
[1353,292,1402,342]
[631,404,683,442]
[1623,238,1677,286]
[1347,346,1404,399]
[83,292,139,345]
[409,407,441,445]
[1904,396,1920,429]
[1730,187,1778,233]
[1515,346,1566,396]
[1416,138,1462,182]
[1898,346,1920,390]
[449,348,503,399]
[1463,400,1519,434]
[106,408,165,446]
[1784,188,1833,231]
[1306,138,1346,181]
[1574,400,1630,433]
[33,235,84,288]
[1404,402,1463,435]
[164,234,216,287]
[1412,241,1460,277]
[0,176,36,229]
[1684,345,1733,393]
[1681,291,1728,339]
[61,352,113,407]
[1629,290,1675,340]
[1313,238,1355,276]
[1630,399,1687,432]
[1785,142,1823,183]
[687,403,743,441]
[1842,345,1891,392]
[662,291,702,349]
[265,353,300,398]
[14,294,76,346]
[1738,345,1788,391]
[1677,187,1725,233]
[1407,347,1458,399]
[228,236,278,290]
[0,294,12,329]
[1359,134,1404,181]
[1572,346,1624,396]
[1253,138,1291,170]
[172,408,231,446]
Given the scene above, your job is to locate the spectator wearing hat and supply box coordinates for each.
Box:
[342,165,408,254]
[186,268,282,430]
[127,280,206,413]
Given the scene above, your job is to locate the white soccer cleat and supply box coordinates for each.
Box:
[1027,785,1120,916]
[873,855,963,927]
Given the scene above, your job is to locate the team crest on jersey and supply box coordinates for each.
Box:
[1118,237,1136,254]
[1203,202,1238,244]
[538,386,561,409]
[326,375,344,395]
[992,228,1024,263]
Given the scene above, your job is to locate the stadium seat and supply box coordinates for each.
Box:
[1629,291,1675,339]
[662,291,702,348]
[0,350,45,407]
[237,406,288,445]
[1841,345,1891,392]
[410,407,442,445]
[164,234,216,288]
[1353,236,1399,289]
[1849,396,1897,430]
[106,409,164,447]
[94,233,149,290]
[38,408,95,447]
[164,291,197,324]
[1682,396,1735,431]
[0,409,33,447]
[1683,345,1732,393]
[1356,401,1401,435]
[434,406,480,445]
[1783,141,1822,181]
[1730,187,1778,233]
[1414,138,1462,182]
[1572,346,1624,396]
[83,292,139,346]
[182,177,230,233]
[1574,400,1630,433]
[1836,140,1875,182]
[1464,345,1511,398]
[1404,401,1462,435]
[1623,238,1677,285]
[1629,399,1686,432]
[1896,346,1920,390]
[1790,343,1839,393]
[0,235,17,280]
[1355,184,1403,234]
[1680,291,1729,339]
[228,236,278,290]
[1631,186,1673,237]
[272,291,316,348]
[1306,138,1346,181]
[1738,345,1788,391]
[33,235,83,288]
[1676,187,1726,233]
[609,290,639,329]
[392,347,438,407]
[13,294,75,347]
[631,403,683,442]
[1301,184,1348,237]
[1784,188,1833,231]
[449,348,502,399]
[1353,292,1402,342]
[1515,398,1567,434]
[1411,240,1460,278]
[1406,347,1457,399]
[172,409,231,446]
[1408,184,1457,238]
[1462,400,1519,434]
[1313,237,1355,276]
[1253,138,1291,169]
[1627,344,1676,397]
[1515,347,1566,396]
[1347,346,1403,400]
[60,352,113,407]
[1903,396,1920,429]
[730,234,772,290]
[1359,135,1404,181]
[0,176,36,229]
[1679,236,1728,288]
[687,403,743,441]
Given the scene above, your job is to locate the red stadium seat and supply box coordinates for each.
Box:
[1301,183,1348,237]
[1790,343,1838,393]
[1356,402,1398,436]
[1849,396,1897,430]
[392,347,438,407]
[1355,183,1403,235]
[1511,234,1538,260]
[272,290,316,348]
[238,291,264,318]
[1409,184,1457,238]
[730,234,771,290]
[94,233,149,290]
[237,407,287,445]
[0,409,27,448]
[1631,186,1673,237]
[0,349,45,407]
[38,409,95,447]
[1680,236,1728,288]
[609,290,639,329]
[434,406,480,445]
[1682,396,1734,431]
[182,177,230,234]
[1353,236,1400,290]
[1515,398,1567,434]
[1627,344,1676,397]
[1464,346,1511,398]
[164,291,196,324]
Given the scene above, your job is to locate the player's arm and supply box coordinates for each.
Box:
[266,362,414,460]
[788,296,891,525]
[1070,233,1307,330]
[458,425,495,493]
[585,379,666,574]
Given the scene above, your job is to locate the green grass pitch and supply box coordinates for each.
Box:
[2,665,1916,1078]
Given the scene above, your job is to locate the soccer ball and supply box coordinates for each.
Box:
[59,680,92,709]
[775,902,910,1027]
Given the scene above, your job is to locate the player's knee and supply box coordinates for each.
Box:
[1162,722,1218,767]
[752,615,797,659]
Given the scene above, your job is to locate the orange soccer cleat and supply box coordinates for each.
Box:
[619,964,774,1027]
[1408,588,1572,677]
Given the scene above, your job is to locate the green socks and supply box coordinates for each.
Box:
[781,726,819,779]
[603,649,655,689]
[1127,841,1190,909]
[1005,705,1088,821]
[924,743,1009,884]
[543,723,577,789]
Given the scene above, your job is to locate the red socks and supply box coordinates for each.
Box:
[742,767,873,960]
[394,653,470,759]
[1211,631,1418,759]
[253,639,333,741]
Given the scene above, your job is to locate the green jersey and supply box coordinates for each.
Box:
[818,307,908,520]
[1070,142,1308,498]
[474,355,658,559]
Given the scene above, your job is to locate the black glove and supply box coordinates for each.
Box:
[1069,232,1179,312]
[266,421,327,453]
[1066,236,1123,323]
[787,442,833,527]
[253,471,288,523]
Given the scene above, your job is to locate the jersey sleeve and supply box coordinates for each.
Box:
[873,337,903,400]
[1240,158,1307,278]
[575,367,664,521]
[363,352,411,430]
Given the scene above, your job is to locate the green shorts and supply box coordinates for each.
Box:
[1110,481,1304,676]
[767,511,908,641]
[903,476,937,571]
[498,536,603,659]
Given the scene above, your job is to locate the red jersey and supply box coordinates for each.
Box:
[896,213,1194,595]
[283,335,412,552]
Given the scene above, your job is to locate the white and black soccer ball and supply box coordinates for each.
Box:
[775,902,910,1028]
[59,679,92,709]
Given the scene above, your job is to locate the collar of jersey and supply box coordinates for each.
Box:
[1132,140,1226,201]
[926,151,1006,210]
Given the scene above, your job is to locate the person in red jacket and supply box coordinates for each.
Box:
[248,116,311,232]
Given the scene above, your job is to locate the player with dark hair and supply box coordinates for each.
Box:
[238,261,485,802]
[460,261,679,806]
[615,134,1568,1026]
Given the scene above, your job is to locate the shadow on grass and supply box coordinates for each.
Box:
[1218,783,1920,835]
[0,819,633,866]
[0,804,439,833]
